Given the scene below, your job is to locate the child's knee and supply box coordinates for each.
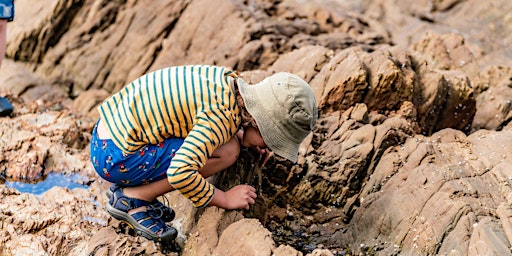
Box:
[215,137,240,164]
[224,138,240,164]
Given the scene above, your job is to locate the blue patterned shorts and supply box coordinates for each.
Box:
[90,121,184,186]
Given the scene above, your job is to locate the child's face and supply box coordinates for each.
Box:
[241,126,267,151]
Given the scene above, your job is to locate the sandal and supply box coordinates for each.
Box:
[106,186,177,243]
[106,183,175,222]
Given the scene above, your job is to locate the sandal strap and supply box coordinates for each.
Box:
[148,199,175,220]
[146,204,164,219]
[109,187,150,212]
[131,211,169,235]
[108,184,175,221]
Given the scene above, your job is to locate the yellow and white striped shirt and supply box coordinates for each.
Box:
[99,65,241,207]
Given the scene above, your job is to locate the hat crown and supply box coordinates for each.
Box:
[268,73,317,141]
[237,72,318,162]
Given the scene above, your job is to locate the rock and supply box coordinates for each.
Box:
[307,249,335,256]
[309,47,366,114]
[411,32,476,71]
[0,184,108,255]
[269,45,334,82]
[0,106,94,182]
[71,88,110,120]
[335,126,512,255]
[471,66,512,131]
[364,0,512,70]
[2,0,512,255]
[212,219,275,256]
[274,244,303,256]
[6,0,80,63]
[86,226,169,256]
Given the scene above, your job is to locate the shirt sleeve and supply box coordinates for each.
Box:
[0,0,14,22]
[166,108,234,207]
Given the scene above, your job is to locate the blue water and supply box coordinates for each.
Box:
[5,172,89,195]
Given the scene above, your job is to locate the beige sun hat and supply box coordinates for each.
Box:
[238,72,318,163]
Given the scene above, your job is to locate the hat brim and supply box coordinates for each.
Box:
[238,77,300,163]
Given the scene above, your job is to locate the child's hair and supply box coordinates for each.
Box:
[235,86,258,129]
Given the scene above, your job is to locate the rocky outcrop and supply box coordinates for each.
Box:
[6,0,389,99]
[284,107,512,255]
[0,184,109,255]
[471,66,512,132]
[2,0,512,256]
[0,97,93,182]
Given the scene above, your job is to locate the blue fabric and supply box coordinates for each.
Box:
[0,0,14,22]
[90,120,184,186]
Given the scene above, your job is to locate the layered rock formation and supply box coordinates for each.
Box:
[1,0,512,255]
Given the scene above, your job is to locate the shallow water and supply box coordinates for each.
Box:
[5,172,89,195]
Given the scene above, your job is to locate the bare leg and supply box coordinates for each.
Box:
[0,19,7,67]
[123,136,240,211]
[199,136,240,177]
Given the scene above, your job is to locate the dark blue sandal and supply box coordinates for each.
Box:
[106,183,175,222]
[106,186,177,243]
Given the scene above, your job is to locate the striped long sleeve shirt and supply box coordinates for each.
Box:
[99,65,241,207]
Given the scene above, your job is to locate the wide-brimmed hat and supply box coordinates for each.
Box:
[238,72,318,163]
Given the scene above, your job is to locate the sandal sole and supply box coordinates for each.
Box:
[106,203,177,243]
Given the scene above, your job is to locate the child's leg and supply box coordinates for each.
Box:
[199,135,240,177]
[123,136,240,205]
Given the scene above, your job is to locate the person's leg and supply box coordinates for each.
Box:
[198,135,240,177]
[0,19,7,67]
[91,122,178,241]
[123,136,240,208]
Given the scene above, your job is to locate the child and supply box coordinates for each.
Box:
[90,65,318,243]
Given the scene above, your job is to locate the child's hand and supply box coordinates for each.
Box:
[225,184,257,210]
[255,147,271,167]
[235,129,244,141]
[210,184,257,210]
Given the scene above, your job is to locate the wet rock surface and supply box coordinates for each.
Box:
[2,0,512,255]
